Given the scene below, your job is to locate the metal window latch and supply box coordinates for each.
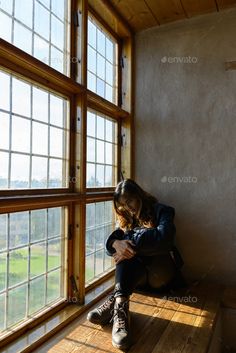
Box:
[74,11,79,27]
[68,224,73,240]
[120,57,124,68]
[70,275,80,303]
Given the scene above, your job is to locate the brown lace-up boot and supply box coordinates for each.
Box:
[111,297,131,350]
[87,294,115,326]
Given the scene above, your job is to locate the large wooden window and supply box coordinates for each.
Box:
[0,0,133,347]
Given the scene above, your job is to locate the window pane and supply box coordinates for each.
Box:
[13,21,32,55]
[9,247,28,287]
[12,116,31,153]
[86,110,118,188]
[15,0,33,29]
[34,35,49,64]
[1,207,66,331]
[0,112,9,150]
[11,153,30,189]
[31,156,48,188]
[29,276,46,315]
[85,201,115,285]
[0,69,69,190]
[30,242,46,278]
[0,11,12,42]
[34,1,50,40]
[33,87,48,123]
[51,15,64,50]
[31,209,47,242]
[87,17,117,104]
[0,215,7,251]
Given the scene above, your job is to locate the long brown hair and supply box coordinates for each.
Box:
[113,179,158,231]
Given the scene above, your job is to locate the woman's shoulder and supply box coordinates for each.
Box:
[154,202,175,222]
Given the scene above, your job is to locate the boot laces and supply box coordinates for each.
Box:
[97,295,114,314]
[110,300,129,329]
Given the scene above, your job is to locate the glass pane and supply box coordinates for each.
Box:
[0,253,7,291]
[0,215,7,251]
[96,164,104,187]
[87,111,96,137]
[97,29,105,56]
[0,112,9,150]
[106,61,113,86]
[88,46,96,74]
[87,71,96,92]
[105,119,113,142]
[0,293,5,330]
[50,127,63,158]
[48,208,61,238]
[33,87,48,123]
[87,137,95,162]
[97,54,105,80]
[29,275,46,315]
[96,140,104,163]
[0,71,10,111]
[12,116,31,153]
[34,35,49,64]
[0,11,12,42]
[105,84,112,102]
[86,228,95,255]
[97,78,105,98]
[11,153,30,189]
[50,46,64,72]
[12,78,31,117]
[9,211,29,249]
[31,156,48,188]
[48,238,61,270]
[51,15,64,50]
[30,242,46,277]
[50,95,64,127]
[105,165,112,186]
[47,269,61,304]
[0,0,13,14]
[49,158,63,187]
[14,0,33,29]
[34,1,50,40]
[51,0,65,19]
[97,116,104,140]
[95,249,104,276]
[13,21,32,55]
[85,253,94,282]
[0,152,8,189]
[88,19,96,48]
[105,142,113,164]
[31,209,47,242]
[32,121,48,155]
[86,163,95,187]
[8,284,27,327]
[106,37,114,63]
[9,247,28,287]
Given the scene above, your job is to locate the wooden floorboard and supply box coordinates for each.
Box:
[36,283,222,353]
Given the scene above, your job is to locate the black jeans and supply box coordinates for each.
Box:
[113,255,182,298]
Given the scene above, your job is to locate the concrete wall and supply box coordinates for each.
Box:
[134,8,236,285]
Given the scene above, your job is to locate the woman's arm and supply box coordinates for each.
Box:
[127,206,176,256]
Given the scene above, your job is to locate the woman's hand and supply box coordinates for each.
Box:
[112,239,136,264]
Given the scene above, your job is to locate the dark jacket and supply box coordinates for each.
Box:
[105,202,184,289]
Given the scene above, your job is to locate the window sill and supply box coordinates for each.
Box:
[1,275,115,353]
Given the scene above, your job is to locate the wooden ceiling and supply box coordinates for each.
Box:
[108,0,236,32]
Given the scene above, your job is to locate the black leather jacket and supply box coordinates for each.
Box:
[105,202,184,287]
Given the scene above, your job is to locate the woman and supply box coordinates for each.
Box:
[87,179,186,350]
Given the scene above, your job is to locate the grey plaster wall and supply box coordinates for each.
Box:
[134,8,236,285]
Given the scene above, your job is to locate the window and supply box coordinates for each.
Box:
[0,69,69,189]
[0,0,70,75]
[0,207,67,331]
[86,110,118,188]
[85,201,115,285]
[87,16,118,104]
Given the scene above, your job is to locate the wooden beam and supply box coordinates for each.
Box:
[216,0,236,9]
[146,0,186,25]
[181,0,217,17]
[0,39,85,97]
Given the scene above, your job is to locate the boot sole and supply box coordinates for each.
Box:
[112,340,131,351]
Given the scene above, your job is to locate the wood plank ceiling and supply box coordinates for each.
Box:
[108,0,236,32]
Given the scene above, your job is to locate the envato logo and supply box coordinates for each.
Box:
[161,176,198,183]
[65,296,79,303]
[42,56,80,64]
[161,56,198,64]
[162,295,198,303]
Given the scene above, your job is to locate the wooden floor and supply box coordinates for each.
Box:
[37,282,222,353]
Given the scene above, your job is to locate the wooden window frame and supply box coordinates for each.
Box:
[0,0,134,348]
